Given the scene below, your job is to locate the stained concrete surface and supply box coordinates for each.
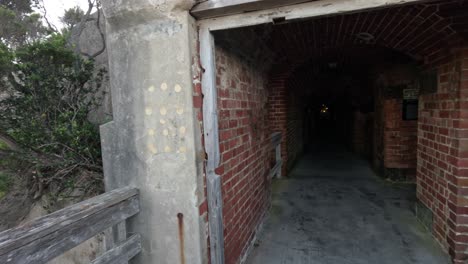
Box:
[246,143,450,264]
[100,1,206,263]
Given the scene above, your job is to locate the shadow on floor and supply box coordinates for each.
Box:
[246,144,450,264]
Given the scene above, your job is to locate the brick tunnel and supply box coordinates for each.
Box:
[202,1,468,263]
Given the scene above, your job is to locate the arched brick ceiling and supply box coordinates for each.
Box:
[284,47,418,109]
[261,0,468,68]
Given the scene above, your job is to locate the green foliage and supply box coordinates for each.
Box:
[0,0,48,46]
[0,172,11,198]
[0,34,106,164]
[0,140,8,150]
[61,6,85,30]
[0,0,105,198]
[0,0,36,14]
[0,42,13,87]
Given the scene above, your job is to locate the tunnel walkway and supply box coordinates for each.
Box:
[246,143,449,264]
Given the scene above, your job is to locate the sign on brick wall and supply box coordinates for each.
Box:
[402,88,419,120]
[403,88,419,100]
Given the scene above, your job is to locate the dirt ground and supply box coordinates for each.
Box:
[0,153,34,231]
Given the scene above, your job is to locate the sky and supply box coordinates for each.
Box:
[38,0,91,29]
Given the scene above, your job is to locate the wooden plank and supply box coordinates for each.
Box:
[200,26,225,264]
[0,187,138,255]
[104,228,114,251]
[104,222,128,263]
[191,0,315,19]
[269,161,282,179]
[91,234,141,264]
[114,222,127,243]
[0,190,139,264]
[0,197,139,264]
[270,132,282,178]
[206,173,224,264]
[197,0,431,31]
[200,26,221,169]
[275,144,282,178]
[271,132,282,149]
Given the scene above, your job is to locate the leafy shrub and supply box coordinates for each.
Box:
[0,34,105,164]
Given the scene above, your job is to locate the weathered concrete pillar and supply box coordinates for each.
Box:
[99,1,207,263]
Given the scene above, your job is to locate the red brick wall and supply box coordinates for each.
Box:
[268,76,288,176]
[383,99,418,169]
[373,65,419,179]
[199,3,468,262]
[267,66,309,176]
[215,45,272,264]
[418,47,468,263]
[285,77,305,171]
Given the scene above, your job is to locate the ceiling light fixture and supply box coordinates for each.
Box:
[356,32,375,44]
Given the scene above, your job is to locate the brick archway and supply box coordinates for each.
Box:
[204,1,468,263]
[261,1,468,262]
[265,0,468,170]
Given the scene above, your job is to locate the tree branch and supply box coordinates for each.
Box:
[0,130,22,151]
[76,4,106,59]
[88,6,106,58]
[69,0,96,55]
[38,0,58,33]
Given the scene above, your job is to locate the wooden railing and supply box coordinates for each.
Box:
[0,187,141,264]
[270,132,282,179]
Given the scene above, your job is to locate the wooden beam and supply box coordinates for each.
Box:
[200,27,225,264]
[269,161,282,179]
[104,221,129,264]
[191,0,316,19]
[270,133,282,178]
[197,0,431,31]
[271,132,282,150]
[91,234,142,264]
[0,187,139,264]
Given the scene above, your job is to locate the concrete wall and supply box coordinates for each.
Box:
[99,1,207,263]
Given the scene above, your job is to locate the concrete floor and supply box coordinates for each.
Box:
[246,143,450,264]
